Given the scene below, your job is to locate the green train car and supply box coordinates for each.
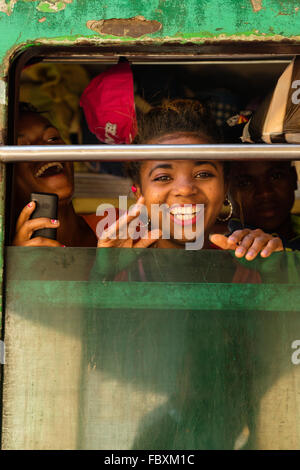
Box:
[1,0,300,450]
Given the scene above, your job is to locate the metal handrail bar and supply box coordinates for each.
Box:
[1,144,300,162]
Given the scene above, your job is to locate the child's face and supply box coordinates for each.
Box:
[135,134,226,248]
[229,161,297,232]
[15,111,74,204]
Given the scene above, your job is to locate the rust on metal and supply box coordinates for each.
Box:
[0,0,18,16]
[250,0,263,12]
[86,15,162,38]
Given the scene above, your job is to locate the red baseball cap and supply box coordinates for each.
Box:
[80,60,137,144]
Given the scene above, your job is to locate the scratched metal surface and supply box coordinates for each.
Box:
[1,0,300,143]
[1,0,300,116]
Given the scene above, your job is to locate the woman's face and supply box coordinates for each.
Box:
[14,111,74,204]
[136,134,226,248]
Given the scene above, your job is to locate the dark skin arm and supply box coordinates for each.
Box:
[210,229,283,260]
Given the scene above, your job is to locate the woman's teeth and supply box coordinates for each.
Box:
[35,162,63,177]
[170,206,201,219]
[170,206,200,215]
[173,213,196,220]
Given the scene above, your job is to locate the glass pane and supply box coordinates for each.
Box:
[2,247,300,450]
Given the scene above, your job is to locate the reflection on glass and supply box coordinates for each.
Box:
[2,248,300,449]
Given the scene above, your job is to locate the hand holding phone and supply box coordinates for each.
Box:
[12,193,62,247]
[30,192,59,240]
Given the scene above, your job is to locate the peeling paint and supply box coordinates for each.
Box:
[86,15,162,38]
[0,0,72,16]
[250,0,263,13]
[0,0,18,16]
[33,30,300,49]
[37,1,69,12]
[0,1,300,70]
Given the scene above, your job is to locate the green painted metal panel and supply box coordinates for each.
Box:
[0,0,300,140]
[0,0,300,76]
[1,0,300,139]
[2,248,300,449]
[1,0,300,49]
[8,281,300,311]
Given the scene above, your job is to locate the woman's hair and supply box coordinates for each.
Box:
[134,99,219,145]
[19,102,40,115]
[126,99,229,184]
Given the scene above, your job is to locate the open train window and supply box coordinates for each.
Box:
[3,45,300,451]
[5,44,300,243]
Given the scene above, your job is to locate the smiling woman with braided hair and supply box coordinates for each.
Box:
[98,99,284,260]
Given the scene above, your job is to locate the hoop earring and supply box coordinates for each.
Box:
[217,197,233,222]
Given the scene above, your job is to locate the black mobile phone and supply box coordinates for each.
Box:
[30,192,58,240]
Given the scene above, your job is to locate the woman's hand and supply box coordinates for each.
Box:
[210,228,283,260]
[97,196,161,248]
[12,201,63,247]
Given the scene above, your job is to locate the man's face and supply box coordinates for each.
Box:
[229,161,297,232]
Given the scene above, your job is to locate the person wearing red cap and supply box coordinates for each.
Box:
[78,60,138,235]
[80,60,138,146]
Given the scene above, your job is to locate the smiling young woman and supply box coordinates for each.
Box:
[98,99,284,260]
[134,133,226,249]
[15,105,74,205]
[12,103,97,247]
